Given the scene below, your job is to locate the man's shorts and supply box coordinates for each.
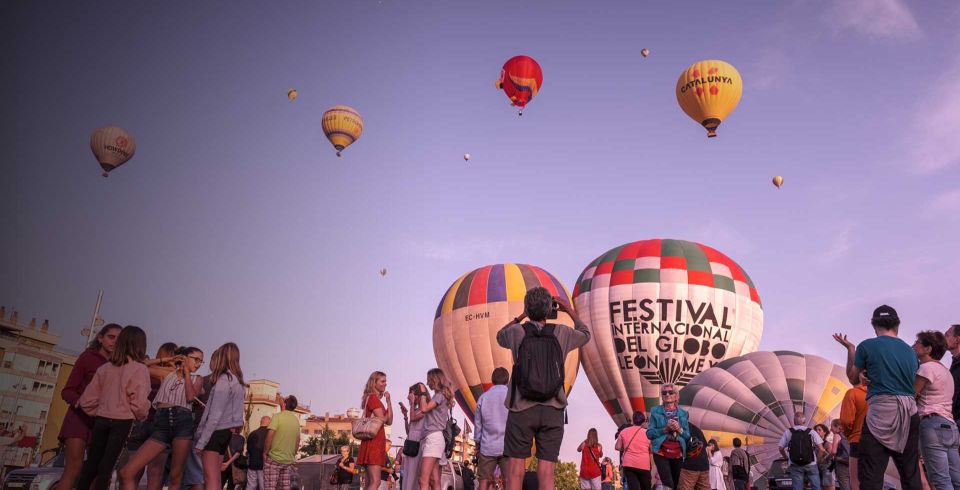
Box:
[503,405,564,462]
[477,453,509,480]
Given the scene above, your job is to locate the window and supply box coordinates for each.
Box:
[31,382,39,393]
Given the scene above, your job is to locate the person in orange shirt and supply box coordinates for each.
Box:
[839,372,868,490]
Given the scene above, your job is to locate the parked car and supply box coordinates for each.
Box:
[3,449,64,490]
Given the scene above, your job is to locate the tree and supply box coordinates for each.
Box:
[299,436,323,457]
[554,461,580,490]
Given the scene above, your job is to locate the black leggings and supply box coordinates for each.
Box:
[653,455,683,490]
[623,466,652,490]
[77,416,134,490]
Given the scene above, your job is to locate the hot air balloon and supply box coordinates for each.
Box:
[573,239,763,426]
[680,351,903,489]
[772,176,784,189]
[287,89,298,102]
[463,153,471,162]
[90,126,136,178]
[495,56,543,116]
[641,48,650,58]
[321,105,363,157]
[676,60,743,138]
[433,263,580,422]
[379,268,387,277]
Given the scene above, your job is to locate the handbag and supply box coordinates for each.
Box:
[442,406,461,459]
[352,394,385,441]
[403,438,421,457]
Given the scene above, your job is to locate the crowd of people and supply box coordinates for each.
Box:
[48,289,960,490]
[53,323,304,490]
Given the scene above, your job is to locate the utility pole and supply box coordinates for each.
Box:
[84,290,104,346]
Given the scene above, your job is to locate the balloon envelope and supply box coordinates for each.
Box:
[773,176,784,189]
[322,105,363,156]
[287,89,298,102]
[573,239,763,426]
[496,56,543,111]
[676,60,743,137]
[433,263,580,422]
[90,126,136,177]
[641,48,650,58]
[680,351,902,489]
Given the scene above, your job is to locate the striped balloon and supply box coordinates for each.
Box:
[432,263,580,422]
[680,351,902,489]
[573,239,763,426]
[90,126,136,177]
[321,105,363,157]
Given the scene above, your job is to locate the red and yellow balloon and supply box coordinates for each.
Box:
[495,56,543,116]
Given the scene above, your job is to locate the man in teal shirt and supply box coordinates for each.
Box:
[834,305,920,490]
[264,395,302,490]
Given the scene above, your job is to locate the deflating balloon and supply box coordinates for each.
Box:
[573,239,763,426]
[676,60,743,137]
[772,176,784,189]
[322,105,363,157]
[433,263,580,422]
[287,89,298,102]
[641,48,650,58]
[496,55,543,116]
[90,126,136,178]
[680,351,902,489]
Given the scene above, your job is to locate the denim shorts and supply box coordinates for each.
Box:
[149,407,195,445]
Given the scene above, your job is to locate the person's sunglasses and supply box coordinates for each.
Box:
[189,356,204,365]
[661,390,676,396]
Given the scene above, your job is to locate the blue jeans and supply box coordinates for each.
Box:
[919,415,960,490]
[790,463,821,490]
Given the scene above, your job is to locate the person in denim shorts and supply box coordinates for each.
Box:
[118,347,206,490]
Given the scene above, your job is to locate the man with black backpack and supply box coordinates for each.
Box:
[778,412,826,490]
[496,286,591,490]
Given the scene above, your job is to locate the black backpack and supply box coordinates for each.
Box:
[788,428,815,466]
[511,323,564,403]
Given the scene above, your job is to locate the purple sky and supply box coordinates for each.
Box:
[4,0,960,463]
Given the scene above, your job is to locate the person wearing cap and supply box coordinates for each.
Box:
[833,305,921,490]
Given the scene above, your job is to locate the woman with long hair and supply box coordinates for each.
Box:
[358,371,393,490]
[615,411,652,490]
[119,346,205,490]
[707,440,726,490]
[76,325,152,490]
[399,382,428,490]
[194,343,246,490]
[578,428,604,490]
[418,368,454,490]
[53,323,122,490]
[600,457,615,490]
[814,424,836,490]
[646,383,690,490]
[123,342,179,490]
[335,444,358,490]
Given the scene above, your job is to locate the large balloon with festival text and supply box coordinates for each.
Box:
[572,239,763,426]
[433,263,580,422]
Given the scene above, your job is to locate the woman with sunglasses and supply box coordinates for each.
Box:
[118,346,205,490]
[646,384,690,490]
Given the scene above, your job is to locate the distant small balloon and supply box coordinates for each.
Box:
[90,126,136,177]
[379,268,387,277]
[773,175,784,189]
[463,153,471,162]
[287,89,298,102]
[641,48,650,58]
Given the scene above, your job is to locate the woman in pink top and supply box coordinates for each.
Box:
[76,325,152,490]
[53,323,121,490]
[913,330,960,490]
[615,412,653,490]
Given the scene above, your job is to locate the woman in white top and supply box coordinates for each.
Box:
[913,331,960,490]
[118,346,204,490]
[418,368,454,490]
[399,382,428,490]
[707,440,726,490]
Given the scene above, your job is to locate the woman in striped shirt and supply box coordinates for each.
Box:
[118,346,205,490]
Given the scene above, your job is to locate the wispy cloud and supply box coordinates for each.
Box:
[818,223,854,265]
[823,0,921,40]
[684,219,755,257]
[906,64,960,173]
[402,236,552,263]
[750,48,791,91]
[927,189,960,216]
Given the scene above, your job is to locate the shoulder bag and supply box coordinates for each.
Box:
[352,395,385,441]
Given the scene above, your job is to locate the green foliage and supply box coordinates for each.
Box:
[554,461,580,490]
